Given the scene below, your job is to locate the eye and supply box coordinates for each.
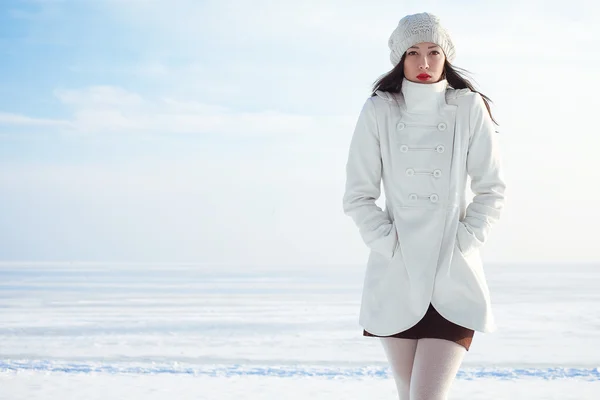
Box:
[430,50,440,55]
[407,51,418,56]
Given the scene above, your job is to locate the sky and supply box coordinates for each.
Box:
[0,0,598,266]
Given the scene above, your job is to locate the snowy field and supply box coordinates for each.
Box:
[1,261,599,399]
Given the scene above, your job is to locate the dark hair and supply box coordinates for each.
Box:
[371,54,498,125]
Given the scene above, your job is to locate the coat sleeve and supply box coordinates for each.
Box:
[342,97,397,259]
[456,93,507,256]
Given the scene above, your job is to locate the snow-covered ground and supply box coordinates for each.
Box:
[1,261,599,399]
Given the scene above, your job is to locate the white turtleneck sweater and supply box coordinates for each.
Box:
[400,77,449,113]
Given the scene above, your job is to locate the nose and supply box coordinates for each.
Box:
[418,56,429,70]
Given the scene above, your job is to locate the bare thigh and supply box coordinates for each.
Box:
[410,338,467,400]
[380,337,418,400]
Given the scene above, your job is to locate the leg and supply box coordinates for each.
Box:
[409,338,466,400]
[380,337,418,400]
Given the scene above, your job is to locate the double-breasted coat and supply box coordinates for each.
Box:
[342,78,506,335]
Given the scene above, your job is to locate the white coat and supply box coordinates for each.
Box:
[342,78,506,334]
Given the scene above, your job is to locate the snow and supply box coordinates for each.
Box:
[1,262,599,399]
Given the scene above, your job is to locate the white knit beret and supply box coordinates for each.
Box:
[388,12,456,66]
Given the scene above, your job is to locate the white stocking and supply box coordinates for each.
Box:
[409,338,466,400]
[380,337,418,400]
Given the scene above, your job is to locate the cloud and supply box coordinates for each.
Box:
[55,86,145,108]
[101,0,393,47]
[0,113,73,128]
[42,85,354,138]
[0,84,356,142]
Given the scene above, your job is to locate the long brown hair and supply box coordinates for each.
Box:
[371,53,498,125]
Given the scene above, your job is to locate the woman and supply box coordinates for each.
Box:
[342,12,506,399]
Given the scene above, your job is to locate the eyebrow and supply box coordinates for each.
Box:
[409,45,440,49]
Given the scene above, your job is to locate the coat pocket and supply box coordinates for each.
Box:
[367,229,400,272]
[455,220,482,257]
[450,241,490,301]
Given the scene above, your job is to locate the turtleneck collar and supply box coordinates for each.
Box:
[400,78,448,113]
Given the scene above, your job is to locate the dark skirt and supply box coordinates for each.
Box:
[363,303,474,351]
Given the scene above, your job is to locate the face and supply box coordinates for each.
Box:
[403,42,446,84]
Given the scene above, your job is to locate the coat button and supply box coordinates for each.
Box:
[400,145,409,152]
[408,193,418,201]
[397,121,406,131]
[437,122,447,131]
[430,194,439,203]
[406,168,415,176]
[436,145,445,153]
[433,169,442,178]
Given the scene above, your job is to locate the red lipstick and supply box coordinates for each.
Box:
[417,73,431,81]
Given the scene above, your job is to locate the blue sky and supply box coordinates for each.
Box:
[0,0,598,264]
